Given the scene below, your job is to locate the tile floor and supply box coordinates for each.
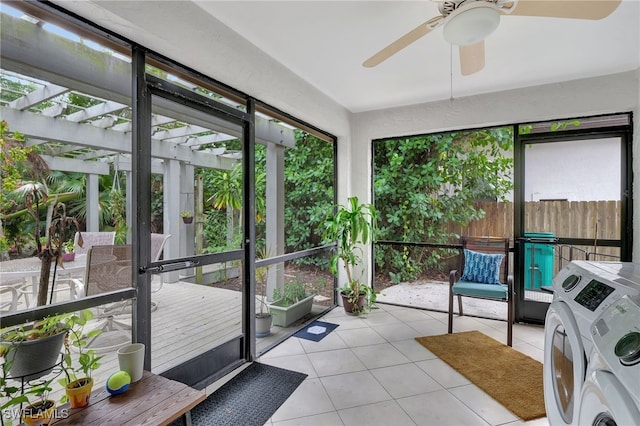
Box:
[258,303,548,426]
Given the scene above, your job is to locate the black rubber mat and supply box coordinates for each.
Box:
[172,362,307,426]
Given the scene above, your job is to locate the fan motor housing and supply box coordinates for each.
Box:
[439,0,498,17]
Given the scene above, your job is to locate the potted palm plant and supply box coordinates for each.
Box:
[322,196,378,314]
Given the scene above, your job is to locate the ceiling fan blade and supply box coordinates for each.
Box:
[363,16,441,67]
[508,0,621,20]
[459,41,485,76]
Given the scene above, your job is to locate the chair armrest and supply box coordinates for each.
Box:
[0,286,19,311]
[449,270,459,286]
[70,278,84,299]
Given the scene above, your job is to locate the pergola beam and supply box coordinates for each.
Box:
[41,155,110,175]
[66,100,128,122]
[2,107,236,170]
[8,82,68,110]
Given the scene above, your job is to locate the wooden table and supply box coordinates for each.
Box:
[52,371,206,425]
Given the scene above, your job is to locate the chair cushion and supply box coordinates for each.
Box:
[460,249,504,284]
[453,280,508,300]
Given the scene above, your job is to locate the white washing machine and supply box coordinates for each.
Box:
[544,261,640,425]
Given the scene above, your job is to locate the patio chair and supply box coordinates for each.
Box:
[0,280,21,312]
[448,236,515,346]
[76,244,133,351]
[54,231,117,293]
[72,231,116,255]
[151,233,171,292]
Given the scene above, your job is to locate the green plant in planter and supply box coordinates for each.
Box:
[58,310,102,408]
[272,279,310,307]
[269,278,315,327]
[0,315,70,426]
[322,196,378,314]
[61,240,75,254]
[0,315,71,381]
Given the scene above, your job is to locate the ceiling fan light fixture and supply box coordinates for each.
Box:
[443,3,500,46]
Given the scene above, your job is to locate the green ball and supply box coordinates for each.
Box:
[106,370,131,395]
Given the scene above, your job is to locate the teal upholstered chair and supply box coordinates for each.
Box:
[448,236,514,346]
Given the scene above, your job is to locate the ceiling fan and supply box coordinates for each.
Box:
[363,0,622,75]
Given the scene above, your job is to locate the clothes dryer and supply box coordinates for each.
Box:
[577,293,640,425]
[543,261,640,426]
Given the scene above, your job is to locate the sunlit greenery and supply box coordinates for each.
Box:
[374,128,514,282]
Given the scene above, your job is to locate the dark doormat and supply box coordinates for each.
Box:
[294,320,339,342]
[173,362,307,426]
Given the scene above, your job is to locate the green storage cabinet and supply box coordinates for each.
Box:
[524,232,555,290]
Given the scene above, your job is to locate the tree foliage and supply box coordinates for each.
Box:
[374,127,514,282]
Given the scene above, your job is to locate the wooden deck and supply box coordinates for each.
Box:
[1,280,324,412]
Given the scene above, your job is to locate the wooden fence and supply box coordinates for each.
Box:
[444,200,621,240]
[443,200,622,275]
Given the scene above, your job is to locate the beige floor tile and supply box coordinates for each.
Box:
[415,358,471,388]
[448,384,519,425]
[250,304,546,426]
[351,342,411,369]
[373,322,423,342]
[338,400,416,426]
[298,331,348,353]
[272,411,345,426]
[370,363,443,398]
[260,353,319,379]
[336,327,386,347]
[391,338,439,362]
[271,378,336,422]
[406,318,448,336]
[307,348,366,377]
[320,370,393,410]
[397,390,490,426]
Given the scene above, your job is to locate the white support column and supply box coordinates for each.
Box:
[86,174,100,231]
[163,159,183,283]
[125,171,132,243]
[265,142,285,301]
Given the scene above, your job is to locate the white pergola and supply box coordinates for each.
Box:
[1,12,296,285]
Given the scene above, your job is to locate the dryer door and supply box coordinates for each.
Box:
[544,300,586,425]
[578,370,640,426]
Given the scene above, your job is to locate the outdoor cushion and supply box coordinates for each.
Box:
[460,249,504,284]
[452,281,508,300]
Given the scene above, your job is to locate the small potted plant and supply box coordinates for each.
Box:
[180,211,193,224]
[59,310,103,408]
[269,279,315,327]
[61,240,76,262]
[322,196,378,314]
[0,354,55,426]
[255,249,272,337]
[21,394,57,426]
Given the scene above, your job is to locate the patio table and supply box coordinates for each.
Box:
[0,255,88,308]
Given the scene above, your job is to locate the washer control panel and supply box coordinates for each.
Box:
[574,279,615,311]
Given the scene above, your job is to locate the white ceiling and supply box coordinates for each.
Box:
[194,1,640,113]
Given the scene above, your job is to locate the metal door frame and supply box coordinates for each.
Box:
[513,114,633,323]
